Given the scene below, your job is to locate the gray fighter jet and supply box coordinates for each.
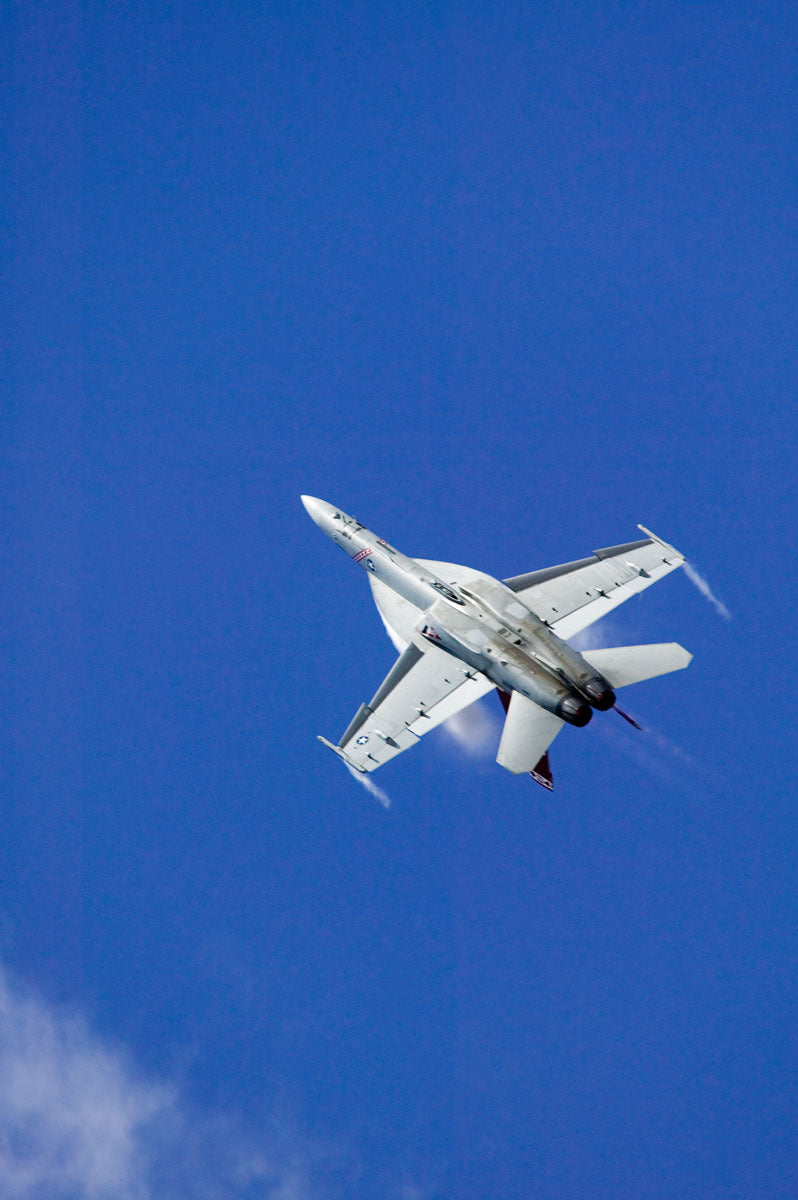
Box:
[302,495,691,789]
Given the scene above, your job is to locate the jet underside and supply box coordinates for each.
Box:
[301,496,692,788]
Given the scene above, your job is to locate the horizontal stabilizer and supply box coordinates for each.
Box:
[581,643,692,689]
[497,693,564,775]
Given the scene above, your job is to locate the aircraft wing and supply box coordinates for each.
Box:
[503,525,685,639]
[321,641,495,773]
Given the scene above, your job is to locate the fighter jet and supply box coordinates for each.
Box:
[301,495,692,789]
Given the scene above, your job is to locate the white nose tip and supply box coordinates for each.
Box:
[300,494,330,526]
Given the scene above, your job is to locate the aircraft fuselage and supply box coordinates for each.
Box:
[301,496,615,725]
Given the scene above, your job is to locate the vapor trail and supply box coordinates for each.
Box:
[346,763,391,809]
[683,561,731,620]
[441,699,500,758]
[593,708,717,792]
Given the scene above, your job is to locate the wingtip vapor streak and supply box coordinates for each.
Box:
[301,495,692,789]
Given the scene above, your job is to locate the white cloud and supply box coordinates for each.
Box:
[569,617,630,651]
[346,762,392,808]
[683,561,731,620]
[590,708,717,793]
[440,698,500,759]
[0,967,320,1200]
[0,969,166,1199]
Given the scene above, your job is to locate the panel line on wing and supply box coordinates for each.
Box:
[333,643,495,773]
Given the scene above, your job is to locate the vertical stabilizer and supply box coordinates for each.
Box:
[496,693,564,775]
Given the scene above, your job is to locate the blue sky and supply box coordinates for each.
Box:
[3,2,795,1197]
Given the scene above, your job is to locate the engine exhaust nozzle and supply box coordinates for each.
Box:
[582,678,616,711]
[558,695,593,726]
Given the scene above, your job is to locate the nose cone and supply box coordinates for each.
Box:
[300,494,340,531]
[298,494,321,518]
[300,494,324,522]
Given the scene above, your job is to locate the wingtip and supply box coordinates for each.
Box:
[317,735,366,772]
[636,524,684,561]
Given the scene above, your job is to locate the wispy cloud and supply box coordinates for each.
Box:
[591,716,685,789]
[591,708,717,793]
[0,966,323,1200]
[374,610,408,655]
[346,762,391,809]
[569,618,630,651]
[0,968,168,1200]
[683,561,731,620]
[440,699,500,759]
